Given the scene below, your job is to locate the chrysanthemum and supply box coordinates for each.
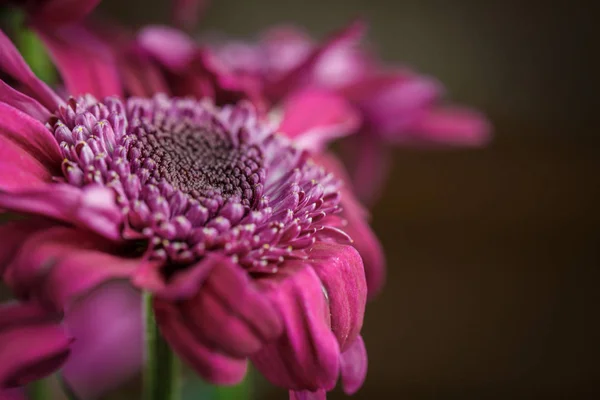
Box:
[0,28,377,399]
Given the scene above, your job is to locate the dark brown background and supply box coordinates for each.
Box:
[16,0,600,398]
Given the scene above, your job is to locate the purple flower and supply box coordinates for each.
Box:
[0,28,378,399]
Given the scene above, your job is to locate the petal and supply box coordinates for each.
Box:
[0,388,26,400]
[29,0,101,27]
[0,302,71,388]
[289,389,327,400]
[153,300,248,385]
[178,255,283,358]
[137,26,197,71]
[3,226,138,311]
[0,102,63,172]
[172,0,208,30]
[35,25,123,99]
[0,30,63,112]
[307,242,367,351]
[339,335,367,395]
[408,106,492,146]
[0,134,53,191]
[0,184,124,241]
[0,81,51,121]
[62,282,142,400]
[251,262,340,391]
[118,46,171,97]
[0,219,52,277]
[269,20,366,101]
[279,88,360,151]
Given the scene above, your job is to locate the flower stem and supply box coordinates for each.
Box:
[27,378,49,400]
[143,292,181,400]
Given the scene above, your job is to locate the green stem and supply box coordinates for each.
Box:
[27,378,49,400]
[143,292,181,400]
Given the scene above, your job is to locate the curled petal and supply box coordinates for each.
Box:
[251,262,340,391]
[153,300,248,385]
[307,242,366,351]
[0,302,71,388]
[177,255,283,358]
[279,88,360,151]
[35,25,123,99]
[4,226,138,311]
[0,30,63,111]
[339,335,367,395]
[0,184,124,241]
[62,282,142,400]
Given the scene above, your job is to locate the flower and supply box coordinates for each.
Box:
[0,27,379,399]
[131,21,491,204]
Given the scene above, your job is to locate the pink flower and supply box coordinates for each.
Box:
[0,27,378,399]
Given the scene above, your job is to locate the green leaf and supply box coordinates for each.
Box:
[15,28,57,85]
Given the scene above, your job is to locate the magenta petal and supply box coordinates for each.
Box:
[279,89,360,151]
[289,389,327,400]
[153,300,249,385]
[179,255,283,358]
[339,335,367,395]
[4,226,138,311]
[0,81,51,121]
[307,242,366,351]
[0,220,51,277]
[0,134,52,191]
[0,184,123,241]
[0,302,71,388]
[0,388,27,400]
[251,262,340,391]
[62,282,142,400]
[137,26,197,71]
[172,0,208,30]
[409,106,492,146]
[0,102,62,171]
[35,25,123,99]
[30,0,101,27]
[0,30,63,112]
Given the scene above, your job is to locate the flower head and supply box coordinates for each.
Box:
[0,27,377,399]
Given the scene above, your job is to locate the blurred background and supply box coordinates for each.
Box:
[6,0,600,398]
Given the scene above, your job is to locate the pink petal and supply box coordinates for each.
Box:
[178,255,283,358]
[0,219,52,277]
[0,184,124,241]
[0,80,51,121]
[4,226,139,312]
[279,88,360,151]
[153,300,249,385]
[35,25,123,99]
[307,243,367,351]
[0,302,71,388]
[30,0,101,27]
[289,389,327,400]
[0,102,62,170]
[0,134,53,191]
[251,262,340,391]
[408,106,492,146]
[0,30,63,112]
[0,388,27,400]
[117,46,171,97]
[172,0,208,30]
[62,282,142,400]
[339,335,367,395]
[137,26,197,71]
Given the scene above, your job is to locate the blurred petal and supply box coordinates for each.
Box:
[0,302,71,388]
[251,262,340,391]
[0,134,53,191]
[0,219,51,277]
[62,282,142,400]
[0,184,123,241]
[3,227,138,310]
[0,388,26,400]
[289,389,326,400]
[307,243,366,350]
[30,0,101,27]
[279,89,360,151]
[0,30,63,111]
[339,335,367,395]
[178,255,283,358]
[172,0,208,30]
[153,300,249,385]
[35,25,123,98]
[137,26,196,71]
[0,81,51,121]
[409,106,492,146]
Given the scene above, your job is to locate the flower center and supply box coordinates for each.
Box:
[51,95,345,271]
